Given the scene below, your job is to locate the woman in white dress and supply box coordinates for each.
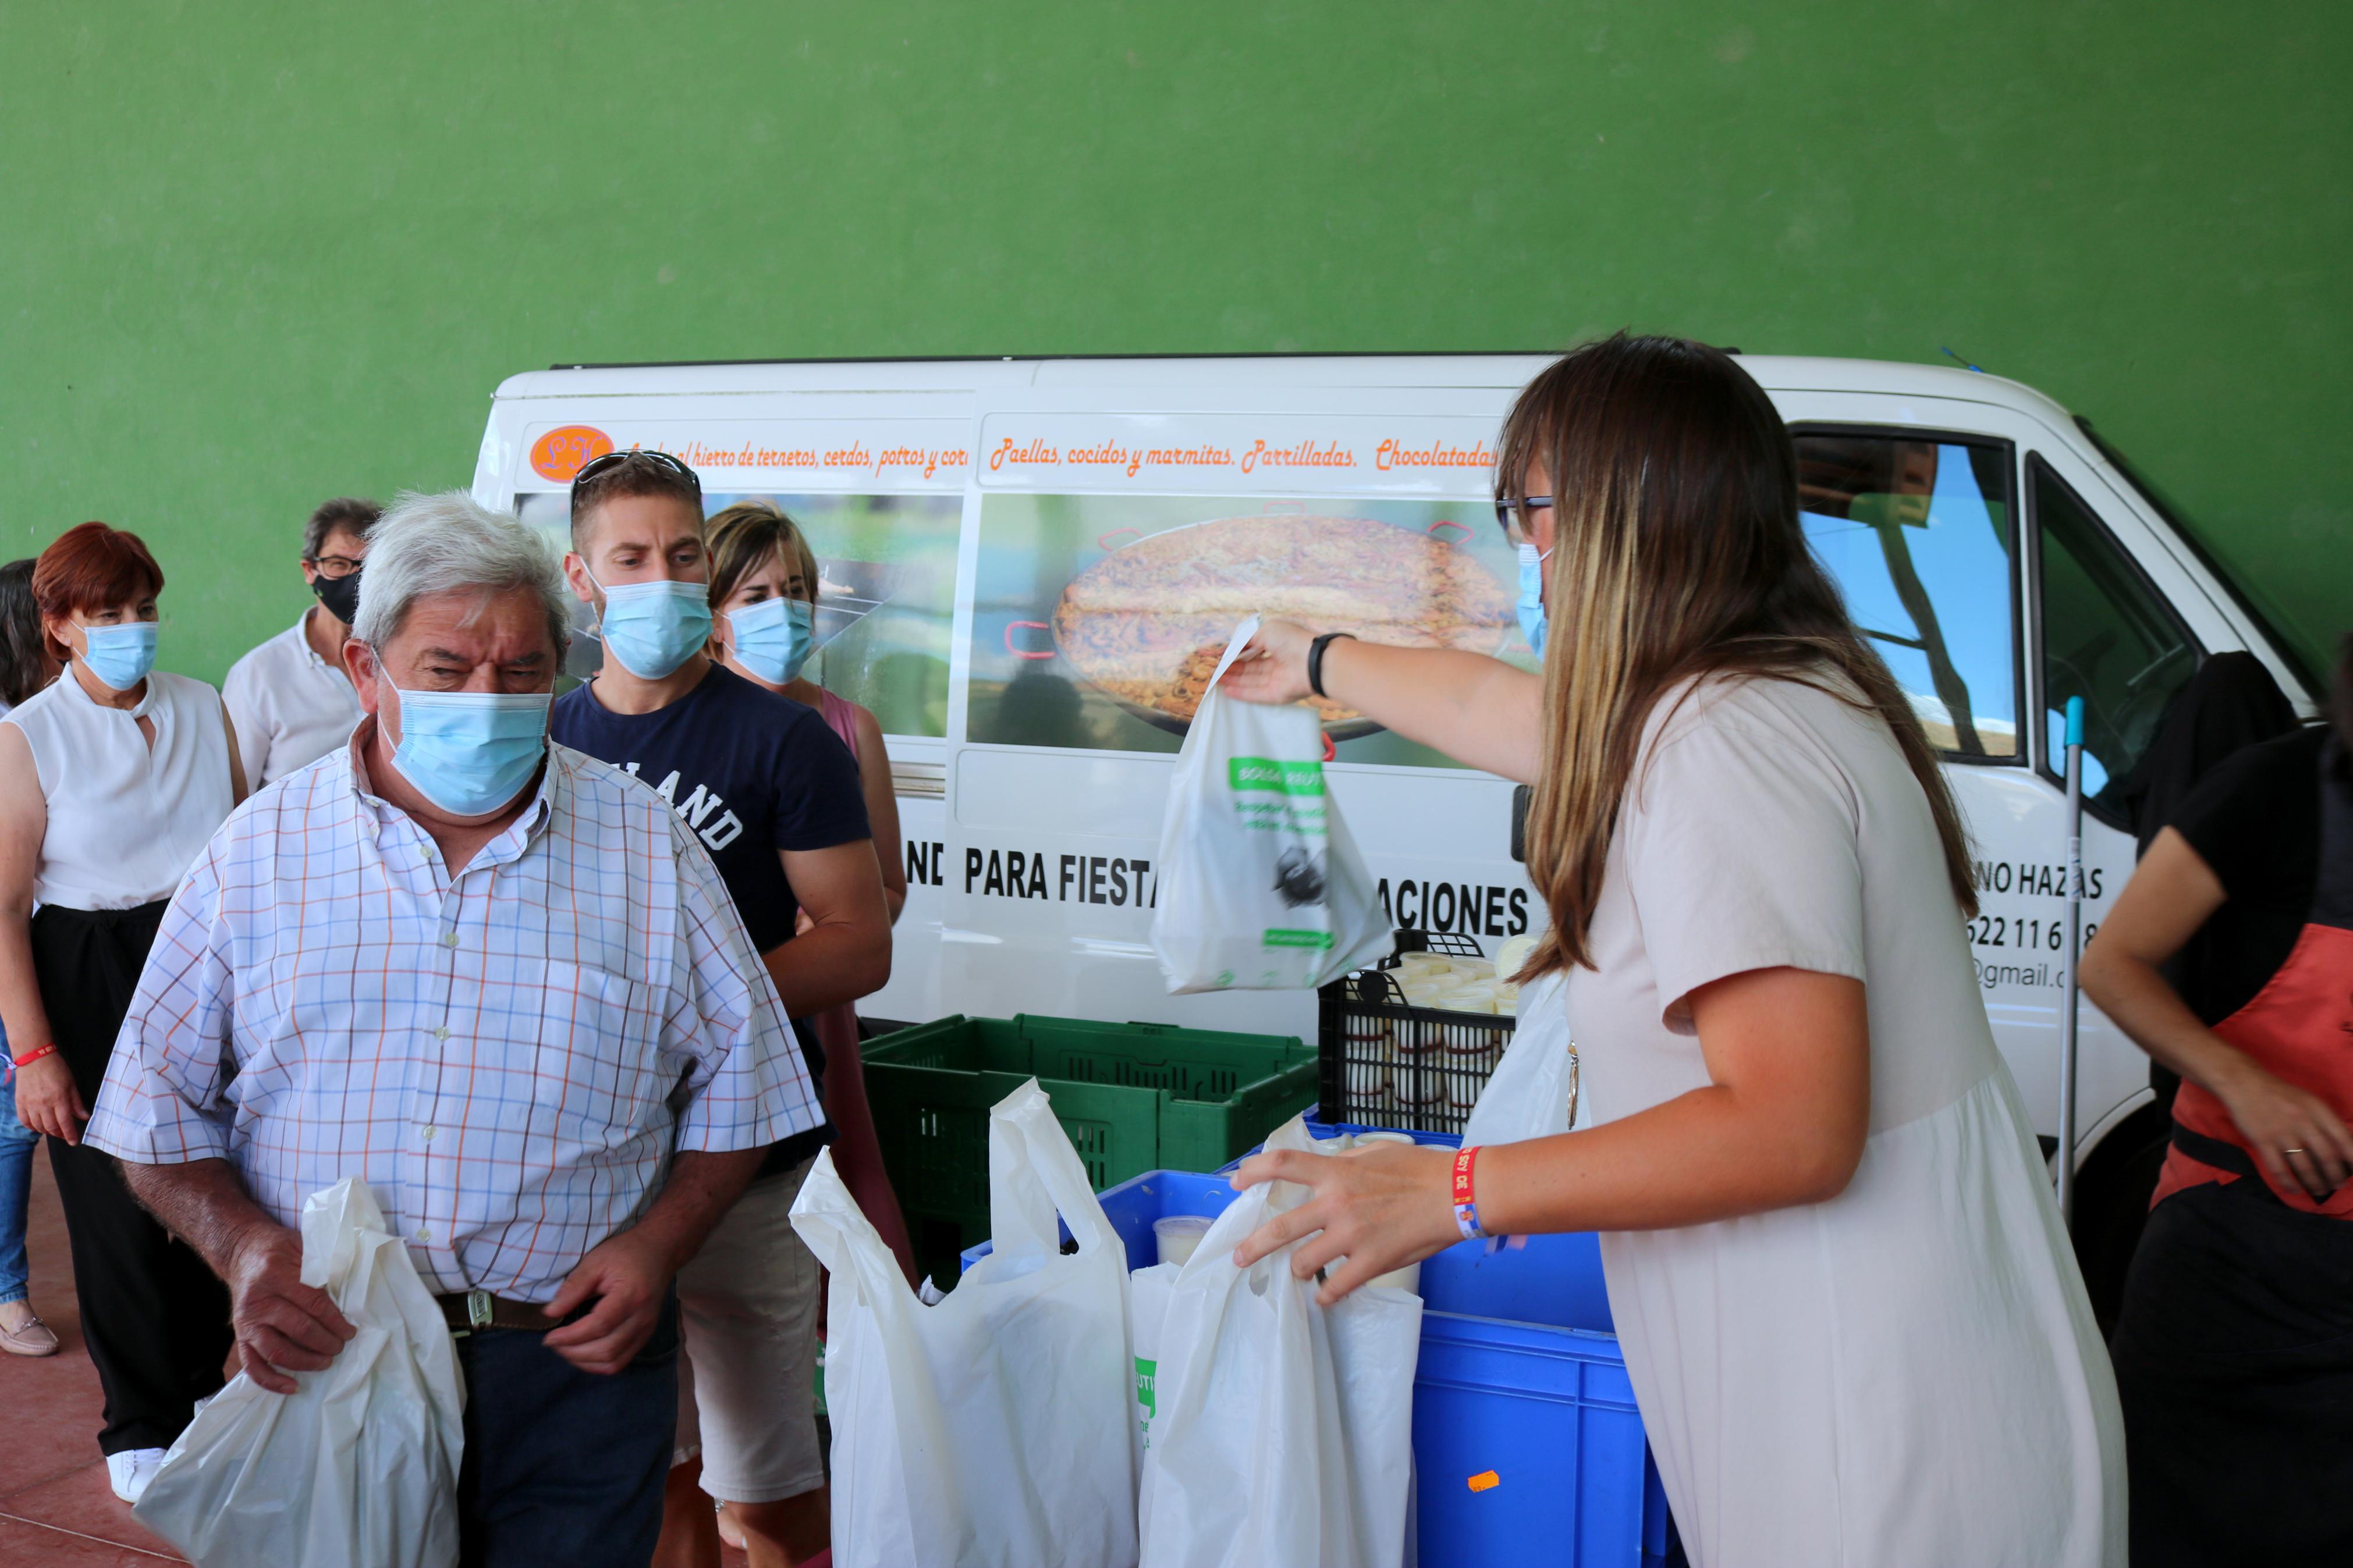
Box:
[1226,335,2125,1565]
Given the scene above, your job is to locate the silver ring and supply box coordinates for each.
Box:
[2283,1147,2308,1156]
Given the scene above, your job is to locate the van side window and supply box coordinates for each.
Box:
[2032,456,2201,798]
[1793,433,2018,759]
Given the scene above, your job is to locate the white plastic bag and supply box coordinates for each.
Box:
[136,1176,465,1568]
[791,1078,1138,1568]
[1138,1117,1422,1568]
[1460,969,1585,1146]
[1152,617,1393,994]
[1130,1261,1179,1475]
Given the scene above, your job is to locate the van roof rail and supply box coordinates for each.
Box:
[546,349,1567,371]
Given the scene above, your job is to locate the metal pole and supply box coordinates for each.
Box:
[2056,696,2086,1228]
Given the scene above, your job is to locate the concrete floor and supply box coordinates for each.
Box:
[0,1155,185,1563]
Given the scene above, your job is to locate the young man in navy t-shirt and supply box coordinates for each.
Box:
[550,449,889,1566]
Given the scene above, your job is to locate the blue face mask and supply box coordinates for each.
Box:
[79,620,160,691]
[1515,543,1551,658]
[727,596,815,685]
[388,686,552,817]
[589,574,714,680]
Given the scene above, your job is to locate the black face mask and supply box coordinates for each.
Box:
[311,567,363,626]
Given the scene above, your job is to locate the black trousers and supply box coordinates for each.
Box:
[31,902,233,1456]
[2109,1174,2353,1566]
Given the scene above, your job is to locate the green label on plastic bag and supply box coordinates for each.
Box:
[1264,929,1337,949]
[1135,1356,1156,1419]
[1228,756,1325,796]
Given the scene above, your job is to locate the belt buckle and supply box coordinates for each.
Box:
[467,1289,494,1332]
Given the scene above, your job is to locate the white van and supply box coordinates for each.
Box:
[470,352,2315,1269]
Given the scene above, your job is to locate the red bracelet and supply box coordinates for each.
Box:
[1451,1145,1486,1240]
[10,1043,56,1069]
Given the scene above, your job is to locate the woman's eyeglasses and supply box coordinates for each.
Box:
[1493,496,1554,544]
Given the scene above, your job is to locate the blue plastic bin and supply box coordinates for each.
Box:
[1416,1312,1666,1566]
[963,1157,1675,1565]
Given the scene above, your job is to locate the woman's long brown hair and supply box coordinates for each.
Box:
[1507,335,1978,978]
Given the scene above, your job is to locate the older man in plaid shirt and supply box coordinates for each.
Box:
[86,492,821,1567]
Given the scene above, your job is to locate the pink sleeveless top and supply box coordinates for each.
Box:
[815,687,863,758]
[812,687,875,1065]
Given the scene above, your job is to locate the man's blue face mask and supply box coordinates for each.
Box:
[388,685,553,817]
[588,571,714,681]
[78,620,160,691]
[1516,543,1551,658]
[726,595,815,685]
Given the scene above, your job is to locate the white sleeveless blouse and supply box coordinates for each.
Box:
[3,670,236,911]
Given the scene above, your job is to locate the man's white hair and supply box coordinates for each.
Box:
[353,490,571,656]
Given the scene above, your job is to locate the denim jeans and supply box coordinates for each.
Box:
[0,1051,38,1307]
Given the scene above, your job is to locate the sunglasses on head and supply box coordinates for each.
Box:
[569,449,702,499]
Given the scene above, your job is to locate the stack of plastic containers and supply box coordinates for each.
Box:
[962,1121,1679,1567]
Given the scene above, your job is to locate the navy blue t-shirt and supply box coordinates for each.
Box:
[552,661,872,1169]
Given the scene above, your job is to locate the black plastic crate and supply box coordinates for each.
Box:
[1318,930,1516,1136]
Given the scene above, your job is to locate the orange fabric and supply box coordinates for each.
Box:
[2160,923,2353,1217]
[2148,1141,2239,1210]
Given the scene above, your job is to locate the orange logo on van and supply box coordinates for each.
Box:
[530,425,615,482]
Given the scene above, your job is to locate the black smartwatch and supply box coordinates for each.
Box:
[1307,631,1355,699]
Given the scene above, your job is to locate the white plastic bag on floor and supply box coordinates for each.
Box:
[1138,1117,1423,1568]
[1460,969,1585,1146]
[1152,617,1393,994]
[792,1078,1137,1568]
[136,1176,464,1568]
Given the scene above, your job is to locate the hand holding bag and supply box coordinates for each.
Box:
[1152,617,1392,995]
[135,1177,466,1568]
[1138,1116,1422,1568]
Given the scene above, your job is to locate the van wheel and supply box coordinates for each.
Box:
[2069,1103,2171,1339]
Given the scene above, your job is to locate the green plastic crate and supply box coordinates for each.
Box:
[863,1014,1316,1282]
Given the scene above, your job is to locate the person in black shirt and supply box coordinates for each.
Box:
[2079,636,2353,1566]
[549,451,889,1568]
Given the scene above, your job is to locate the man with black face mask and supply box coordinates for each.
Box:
[223,497,379,788]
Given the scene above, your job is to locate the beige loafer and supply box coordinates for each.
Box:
[0,1312,61,1357]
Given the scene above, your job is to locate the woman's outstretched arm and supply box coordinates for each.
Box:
[1220,618,1544,784]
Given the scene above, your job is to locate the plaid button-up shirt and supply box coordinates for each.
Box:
[87,725,820,1302]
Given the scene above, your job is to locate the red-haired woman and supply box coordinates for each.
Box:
[0,522,247,1505]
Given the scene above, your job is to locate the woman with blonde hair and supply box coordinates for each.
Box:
[1223,335,2125,1565]
[704,500,916,1283]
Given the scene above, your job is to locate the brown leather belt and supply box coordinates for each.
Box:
[435,1289,563,1335]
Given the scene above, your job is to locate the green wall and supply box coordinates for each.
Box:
[4,2,2345,685]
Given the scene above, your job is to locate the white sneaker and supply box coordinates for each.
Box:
[105,1447,168,1504]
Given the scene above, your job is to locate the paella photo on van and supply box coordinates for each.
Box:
[968,492,1524,765]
